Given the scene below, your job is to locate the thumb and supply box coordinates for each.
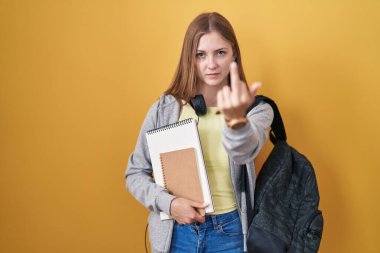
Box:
[249,82,261,97]
[190,201,209,209]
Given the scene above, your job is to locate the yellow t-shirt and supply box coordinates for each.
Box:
[179,103,237,214]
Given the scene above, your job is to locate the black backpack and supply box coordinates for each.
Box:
[244,95,323,253]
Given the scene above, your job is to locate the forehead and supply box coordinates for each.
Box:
[197,31,232,51]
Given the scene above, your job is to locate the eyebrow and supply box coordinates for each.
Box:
[196,48,229,52]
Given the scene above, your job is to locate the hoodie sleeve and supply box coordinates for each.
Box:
[125,100,176,215]
[222,101,274,165]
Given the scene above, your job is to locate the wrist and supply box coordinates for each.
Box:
[169,197,178,216]
[226,117,248,130]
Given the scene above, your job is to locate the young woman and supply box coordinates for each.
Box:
[126,12,274,253]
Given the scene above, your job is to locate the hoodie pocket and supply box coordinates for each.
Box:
[147,212,174,253]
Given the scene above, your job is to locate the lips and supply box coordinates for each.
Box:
[206,73,220,78]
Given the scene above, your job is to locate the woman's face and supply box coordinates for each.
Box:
[195,31,235,89]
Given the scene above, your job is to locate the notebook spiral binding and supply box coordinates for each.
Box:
[159,154,167,189]
[146,118,195,135]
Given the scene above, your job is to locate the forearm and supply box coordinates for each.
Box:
[126,167,176,214]
[222,102,273,164]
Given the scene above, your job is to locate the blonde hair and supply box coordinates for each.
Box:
[164,12,247,102]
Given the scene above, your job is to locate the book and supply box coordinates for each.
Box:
[160,148,205,216]
[146,118,214,220]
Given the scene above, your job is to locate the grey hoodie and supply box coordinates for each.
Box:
[125,94,273,253]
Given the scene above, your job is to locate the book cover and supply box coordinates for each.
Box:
[160,148,205,216]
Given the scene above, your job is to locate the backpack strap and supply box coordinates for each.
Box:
[243,95,287,235]
[247,95,287,144]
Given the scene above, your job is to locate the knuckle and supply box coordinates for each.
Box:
[231,100,240,108]
[241,97,249,104]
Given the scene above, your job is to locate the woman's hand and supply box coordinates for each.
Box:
[217,61,261,122]
[170,198,208,224]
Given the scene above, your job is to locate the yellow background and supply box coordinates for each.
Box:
[1,0,379,252]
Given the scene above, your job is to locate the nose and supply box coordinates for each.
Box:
[207,55,217,70]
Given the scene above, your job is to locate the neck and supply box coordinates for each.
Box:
[196,82,227,107]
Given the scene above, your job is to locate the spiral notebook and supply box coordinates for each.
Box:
[160,148,205,216]
[146,118,214,220]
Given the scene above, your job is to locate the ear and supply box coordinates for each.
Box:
[232,50,237,62]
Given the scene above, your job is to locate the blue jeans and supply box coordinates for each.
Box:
[170,209,244,253]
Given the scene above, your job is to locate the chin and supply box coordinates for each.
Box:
[204,82,223,87]
[203,79,224,87]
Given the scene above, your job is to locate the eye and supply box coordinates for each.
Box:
[217,50,226,56]
[196,52,205,58]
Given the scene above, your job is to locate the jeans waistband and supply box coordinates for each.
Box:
[188,209,240,228]
[205,209,239,222]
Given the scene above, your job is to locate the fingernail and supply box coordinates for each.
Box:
[231,61,237,68]
[254,81,262,87]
